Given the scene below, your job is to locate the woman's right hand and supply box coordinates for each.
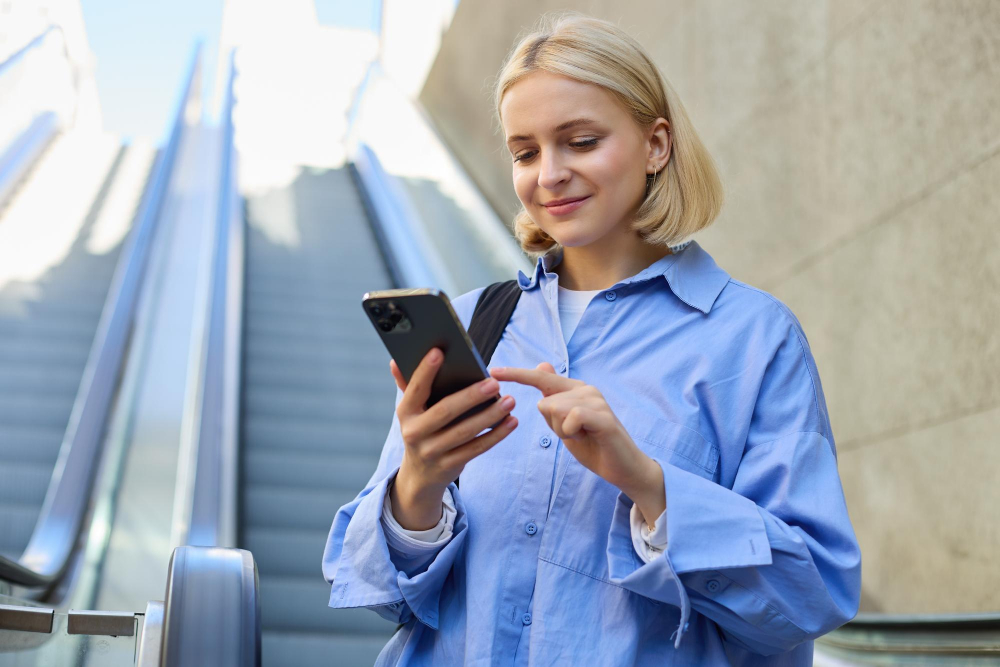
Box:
[388,347,518,531]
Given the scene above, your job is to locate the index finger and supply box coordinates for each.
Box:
[398,347,443,416]
[489,366,579,396]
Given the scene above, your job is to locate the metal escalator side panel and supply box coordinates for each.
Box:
[160,546,260,667]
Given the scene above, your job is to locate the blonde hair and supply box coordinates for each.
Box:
[494,13,724,256]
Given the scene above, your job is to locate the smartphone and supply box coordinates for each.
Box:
[362,288,501,428]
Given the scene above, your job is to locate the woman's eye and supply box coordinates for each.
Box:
[513,138,598,163]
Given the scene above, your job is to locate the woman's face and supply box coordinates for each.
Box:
[500,71,655,249]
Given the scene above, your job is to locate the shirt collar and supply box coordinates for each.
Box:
[516,239,730,314]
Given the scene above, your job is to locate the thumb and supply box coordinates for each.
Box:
[536,361,557,374]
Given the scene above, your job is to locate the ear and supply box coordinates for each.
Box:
[646,117,672,174]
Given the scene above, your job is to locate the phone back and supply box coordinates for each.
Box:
[362,288,489,407]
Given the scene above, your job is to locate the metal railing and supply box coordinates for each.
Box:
[0,44,204,590]
[816,612,1000,664]
[185,48,244,548]
[346,62,529,295]
[0,25,69,207]
[351,142,456,292]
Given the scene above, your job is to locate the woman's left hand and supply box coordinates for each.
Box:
[490,363,662,518]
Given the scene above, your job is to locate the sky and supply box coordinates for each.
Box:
[80,0,381,144]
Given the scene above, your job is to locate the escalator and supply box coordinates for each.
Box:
[1,17,526,662]
[238,167,400,665]
[0,134,155,564]
[0,31,263,667]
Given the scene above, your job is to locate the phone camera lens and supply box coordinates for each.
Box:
[389,310,403,324]
[371,304,384,317]
[378,320,393,332]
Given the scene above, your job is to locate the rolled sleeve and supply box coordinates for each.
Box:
[322,388,467,630]
[382,482,457,573]
[607,317,861,654]
[324,465,466,630]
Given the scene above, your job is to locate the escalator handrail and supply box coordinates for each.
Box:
[351,142,458,293]
[185,48,243,548]
[346,63,529,293]
[0,43,205,589]
[0,25,69,208]
[817,612,1000,657]
[0,25,62,78]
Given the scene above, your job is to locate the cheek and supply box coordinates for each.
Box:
[512,168,536,205]
[586,141,643,195]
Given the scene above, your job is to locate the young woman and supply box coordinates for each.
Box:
[324,13,861,666]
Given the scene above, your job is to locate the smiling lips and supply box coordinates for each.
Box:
[542,195,591,216]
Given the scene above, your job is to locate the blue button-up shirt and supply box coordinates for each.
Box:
[322,239,861,666]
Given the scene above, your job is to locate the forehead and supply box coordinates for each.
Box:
[500,71,628,137]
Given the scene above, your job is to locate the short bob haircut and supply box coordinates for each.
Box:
[494,13,724,256]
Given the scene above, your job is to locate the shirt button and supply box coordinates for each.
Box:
[558,361,567,373]
[539,435,552,448]
[605,290,617,301]
[706,579,721,593]
[525,522,537,536]
[522,612,532,625]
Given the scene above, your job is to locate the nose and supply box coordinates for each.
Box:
[537,149,570,190]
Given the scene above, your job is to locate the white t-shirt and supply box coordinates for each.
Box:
[556,285,601,342]
[381,283,668,562]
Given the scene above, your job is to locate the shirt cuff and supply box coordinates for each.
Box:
[382,479,456,554]
[630,502,667,563]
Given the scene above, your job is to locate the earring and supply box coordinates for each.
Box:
[646,165,658,196]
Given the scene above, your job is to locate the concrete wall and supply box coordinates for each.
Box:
[419,0,1000,614]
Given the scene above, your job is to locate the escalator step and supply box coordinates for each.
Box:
[241,338,386,369]
[0,462,53,505]
[243,361,393,396]
[243,416,388,454]
[244,449,379,489]
[258,575,398,635]
[0,503,39,559]
[0,311,102,337]
[261,631,390,667]
[0,365,82,393]
[243,486,359,532]
[0,425,64,463]
[244,527,330,579]
[243,355,394,389]
[0,337,95,365]
[0,393,76,428]
[243,385,391,422]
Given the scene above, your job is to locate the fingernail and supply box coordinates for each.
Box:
[430,348,443,363]
[481,378,499,394]
[501,396,515,409]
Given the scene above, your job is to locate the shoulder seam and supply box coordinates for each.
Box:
[725,281,828,439]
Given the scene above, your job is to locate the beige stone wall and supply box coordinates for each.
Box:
[419,0,1000,613]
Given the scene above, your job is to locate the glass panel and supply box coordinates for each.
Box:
[0,594,139,667]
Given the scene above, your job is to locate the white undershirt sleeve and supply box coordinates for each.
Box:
[381,477,457,553]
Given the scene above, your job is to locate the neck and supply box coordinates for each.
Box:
[554,229,672,291]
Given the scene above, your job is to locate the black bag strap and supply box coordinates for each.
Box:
[454,280,521,490]
[468,279,522,366]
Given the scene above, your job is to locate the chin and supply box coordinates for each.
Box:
[547,224,607,249]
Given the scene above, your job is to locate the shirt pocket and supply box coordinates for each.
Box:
[631,416,720,482]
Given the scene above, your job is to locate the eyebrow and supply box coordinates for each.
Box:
[506,118,598,145]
